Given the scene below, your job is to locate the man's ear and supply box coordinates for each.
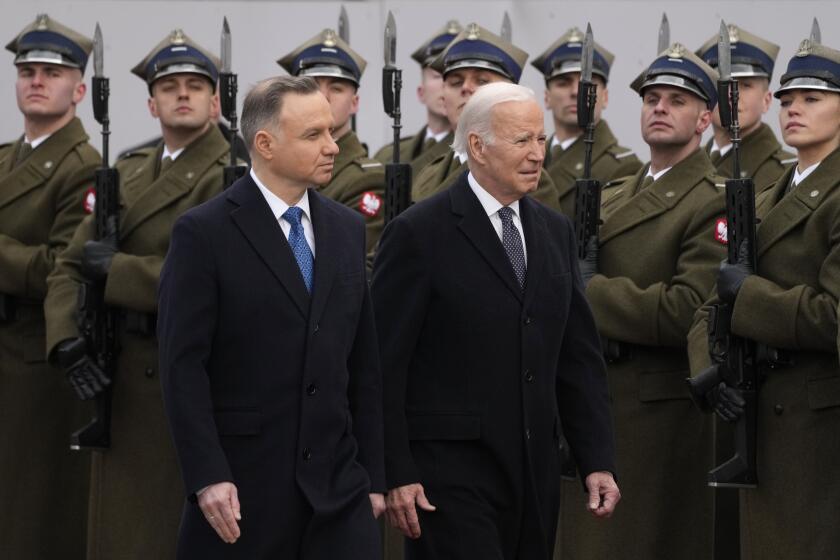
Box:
[696,107,712,135]
[468,132,485,164]
[252,130,274,161]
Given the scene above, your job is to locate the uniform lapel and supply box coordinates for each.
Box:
[451,174,523,302]
[119,125,226,239]
[717,123,776,179]
[307,190,339,326]
[0,119,89,210]
[599,149,714,243]
[330,131,365,180]
[228,175,310,318]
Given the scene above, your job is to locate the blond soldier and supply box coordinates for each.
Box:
[688,39,840,559]
[374,21,461,179]
[44,30,230,560]
[532,27,642,215]
[412,23,562,213]
[0,14,98,559]
[279,30,385,254]
[698,24,795,192]
[562,44,726,559]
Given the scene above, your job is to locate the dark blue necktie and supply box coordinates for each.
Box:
[498,206,526,289]
[282,206,314,293]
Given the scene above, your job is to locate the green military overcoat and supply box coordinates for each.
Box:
[706,123,794,192]
[411,148,564,214]
[688,147,840,559]
[44,124,229,560]
[560,148,726,559]
[0,117,99,560]
[544,120,643,216]
[373,126,453,183]
[321,131,386,254]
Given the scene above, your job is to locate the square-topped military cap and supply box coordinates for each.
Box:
[131,29,220,88]
[698,24,780,79]
[532,27,614,82]
[6,14,93,71]
[277,29,367,87]
[775,39,840,97]
[631,43,720,108]
[411,21,462,67]
[429,23,528,83]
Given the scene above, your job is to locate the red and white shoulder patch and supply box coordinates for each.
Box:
[714,217,728,245]
[83,187,96,214]
[359,191,382,217]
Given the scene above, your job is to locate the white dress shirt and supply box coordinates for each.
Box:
[792,161,820,187]
[467,172,527,264]
[162,145,185,162]
[24,133,51,149]
[710,140,733,159]
[646,165,673,182]
[250,168,316,256]
[551,134,580,152]
[425,128,450,143]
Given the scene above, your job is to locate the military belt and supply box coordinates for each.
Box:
[123,310,157,337]
[602,337,632,363]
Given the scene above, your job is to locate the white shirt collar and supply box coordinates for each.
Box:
[711,139,733,158]
[793,161,820,187]
[646,165,673,182]
[551,134,579,152]
[467,171,520,219]
[162,145,186,161]
[250,168,311,224]
[425,127,450,143]
[24,133,51,149]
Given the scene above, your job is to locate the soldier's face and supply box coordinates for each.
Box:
[778,89,840,152]
[256,91,339,187]
[148,74,218,131]
[443,68,509,129]
[468,100,546,203]
[15,63,85,121]
[712,77,771,135]
[314,77,358,139]
[418,67,446,118]
[544,73,608,129]
[640,86,711,148]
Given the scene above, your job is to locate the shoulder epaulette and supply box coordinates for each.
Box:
[117,146,156,161]
[603,175,633,189]
[356,159,383,170]
[607,145,637,160]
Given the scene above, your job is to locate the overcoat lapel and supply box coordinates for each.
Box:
[307,190,339,326]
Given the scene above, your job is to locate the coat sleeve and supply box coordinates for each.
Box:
[346,220,386,493]
[158,212,233,498]
[370,215,431,490]
[104,252,163,313]
[554,218,616,481]
[586,191,726,347]
[0,157,95,298]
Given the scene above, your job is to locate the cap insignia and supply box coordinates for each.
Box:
[568,29,583,43]
[727,24,740,44]
[323,29,337,47]
[667,43,686,58]
[796,39,812,57]
[36,14,49,30]
[171,29,186,45]
[446,20,460,34]
[466,23,480,41]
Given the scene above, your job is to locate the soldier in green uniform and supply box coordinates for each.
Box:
[373,21,460,179]
[279,29,385,254]
[411,23,562,213]
[698,24,795,192]
[0,14,98,560]
[562,44,726,559]
[688,39,840,560]
[531,27,642,215]
[44,29,230,560]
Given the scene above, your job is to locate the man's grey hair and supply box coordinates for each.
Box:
[451,82,537,154]
[240,75,320,150]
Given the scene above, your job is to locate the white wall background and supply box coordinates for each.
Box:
[2,0,837,161]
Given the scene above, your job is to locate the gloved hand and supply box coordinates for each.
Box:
[717,239,754,304]
[706,381,745,423]
[578,236,599,286]
[55,338,110,400]
[81,234,117,282]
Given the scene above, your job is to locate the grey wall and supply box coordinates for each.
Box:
[2,0,837,161]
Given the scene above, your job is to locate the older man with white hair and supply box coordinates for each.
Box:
[372,82,619,560]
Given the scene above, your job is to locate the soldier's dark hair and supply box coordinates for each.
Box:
[241,75,320,151]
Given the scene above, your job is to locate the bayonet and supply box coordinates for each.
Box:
[718,20,732,82]
[501,11,512,42]
[658,13,670,54]
[384,11,396,67]
[580,23,594,84]
[810,17,821,44]
[221,17,231,74]
[93,23,103,78]
[339,6,350,43]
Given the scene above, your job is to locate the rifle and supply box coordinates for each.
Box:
[573,24,601,259]
[686,21,758,488]
[382,12,411,223]
[338,6,357,135]
[220,17,247,188]
[73,23,120,450]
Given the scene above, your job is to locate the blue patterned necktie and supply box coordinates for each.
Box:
[282,206,314,293]
[498,206,526,289]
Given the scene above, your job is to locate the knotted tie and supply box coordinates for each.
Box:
[282,206,314,293]
[498,206,526,289]
[159,156,174,177]
[710,150,722,166]
[16,142,32,165]
[639,174,655,192]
